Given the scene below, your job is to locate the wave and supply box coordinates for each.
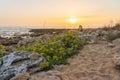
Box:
[0,27,31,38]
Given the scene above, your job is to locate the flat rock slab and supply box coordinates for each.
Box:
[0,51,46,80]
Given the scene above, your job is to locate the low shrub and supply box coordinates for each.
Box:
[40,62,49,69]
[0,57,2,62]
[0,44,5,61]
[18,32,89,68]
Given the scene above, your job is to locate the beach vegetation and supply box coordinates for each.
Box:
[0,44,5,61]
[18,32,89,69]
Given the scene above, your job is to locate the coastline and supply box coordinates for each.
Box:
[0,24,120,80]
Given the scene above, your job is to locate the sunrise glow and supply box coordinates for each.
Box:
[69,18,77,24]
[0,0,120,28]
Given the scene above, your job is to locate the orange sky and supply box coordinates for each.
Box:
[0,0,120,28]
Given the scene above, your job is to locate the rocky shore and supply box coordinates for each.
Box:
[0,25,120,80]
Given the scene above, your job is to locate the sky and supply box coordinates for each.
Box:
[0,0,120,28]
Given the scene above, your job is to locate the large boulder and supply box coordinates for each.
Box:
[112,38,120,46]
[0,51,46,80]
[112,39,120,69]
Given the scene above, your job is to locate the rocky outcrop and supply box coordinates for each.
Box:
[0,51,46,80]
[17,34,52,46]
[17,37,36,46]
[0,37,22,46]
[79,29,110,44]
[112,38,120,69]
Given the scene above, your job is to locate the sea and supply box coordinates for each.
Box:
[0,27,31,38]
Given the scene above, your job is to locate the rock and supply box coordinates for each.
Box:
[0,37,22,46]
[107,43,115,48]
[10,71,30,80]
[112,38,120,46]
[79,33,91,39]
[114,54,120,65]
[112,39,120,69]
[114,54,120,69]
[17,37,35,46]
[86,29,109,41]
[17,34,52,46]
[0,51,46,80]
[29,52,40,60]
[88,39,96,44]
[38,34,52,41]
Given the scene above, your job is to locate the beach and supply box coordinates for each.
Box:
[0,25,120,80]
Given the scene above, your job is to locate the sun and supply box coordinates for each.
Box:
[69,18,77,23]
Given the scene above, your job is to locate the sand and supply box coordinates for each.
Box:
[30,41,120,80]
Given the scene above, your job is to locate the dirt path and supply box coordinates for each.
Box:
[30,41,120,80]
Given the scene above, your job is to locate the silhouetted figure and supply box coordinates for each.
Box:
[78,25,83,31]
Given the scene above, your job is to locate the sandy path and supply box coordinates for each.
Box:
[30,41,120,80]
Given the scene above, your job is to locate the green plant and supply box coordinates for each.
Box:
[18,32,89,68]
[0,57,2,62]
[40,62,49,69]
[0,44,5,62]
[0,44,5,58]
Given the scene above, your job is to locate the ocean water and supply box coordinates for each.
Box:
[0,27,30,38]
